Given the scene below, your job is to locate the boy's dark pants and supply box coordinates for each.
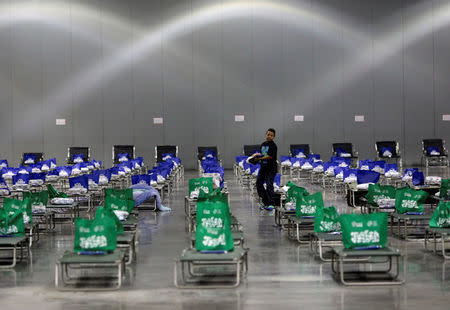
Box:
[256,167,276,206]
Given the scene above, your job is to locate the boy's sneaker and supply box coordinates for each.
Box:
[259,203,266,210]
[265,205,274,211]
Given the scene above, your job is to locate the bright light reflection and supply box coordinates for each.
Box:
[299,1,450,108]
[6,0,361,135]
[1,1,449,137]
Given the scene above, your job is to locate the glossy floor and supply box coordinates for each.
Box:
[0,168,449,309]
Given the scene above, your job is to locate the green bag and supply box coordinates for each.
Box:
[314,206,340,233]
[440,179,450,199]
[365,184,396,206]
[198,188,226,202]
[104,188,134,202]
[296,191,324,218]
[189,177,214,197]
[74,216,117,253]
[0,208,25,236]
[339,213,388,249]
[3,197,32,224]
[395,187,429,214]
[23,191,48,208]
[429,201,450,228]
[104,195,135,214]
[286,185,309,205]
[96,206,124,235]
[285,181,297,188]
[195,199,234,252]
[47,184,68,198]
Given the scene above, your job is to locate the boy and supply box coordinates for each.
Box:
[254,128,278,211]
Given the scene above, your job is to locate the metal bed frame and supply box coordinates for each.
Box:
[55,250,126,291]
[0,236,29,268]
[331,246,405,286]
[421,139,449,167]
[174,248,248,289]
[424,227,450,259]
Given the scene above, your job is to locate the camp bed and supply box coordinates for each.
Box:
[331,246,405,286]
[55,250,126,291]
[46,202,79,228]
[174,248,248,288]
[421,138,449,167]
[390,212,432,240]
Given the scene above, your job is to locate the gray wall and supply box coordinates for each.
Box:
[0,0,449,169]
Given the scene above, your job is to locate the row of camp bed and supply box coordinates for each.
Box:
[281,139,448,192]
[359,193,448,241]
[309,167,448,245]
[4,143,184,196]
[274,172,449,286]
[0,180,140,271]
[1,153,184,273]
[0,207,75,269]
[282,139,449,169]
[55,168,176,290]
[176,179,248,288]
[14,146,131,167]
[0,203,140,287]
[234,145,259,189]
[363,198,450,259]
[4,154,183,221]
[286,169,446,245]
[6,159,181,235]
[12,145,163,166]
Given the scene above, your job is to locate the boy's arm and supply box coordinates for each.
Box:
[258,144,276,161]
[255,144,276,161]
[256,155,272,161]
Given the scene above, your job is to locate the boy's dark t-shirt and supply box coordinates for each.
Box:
[260,141,277,171]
